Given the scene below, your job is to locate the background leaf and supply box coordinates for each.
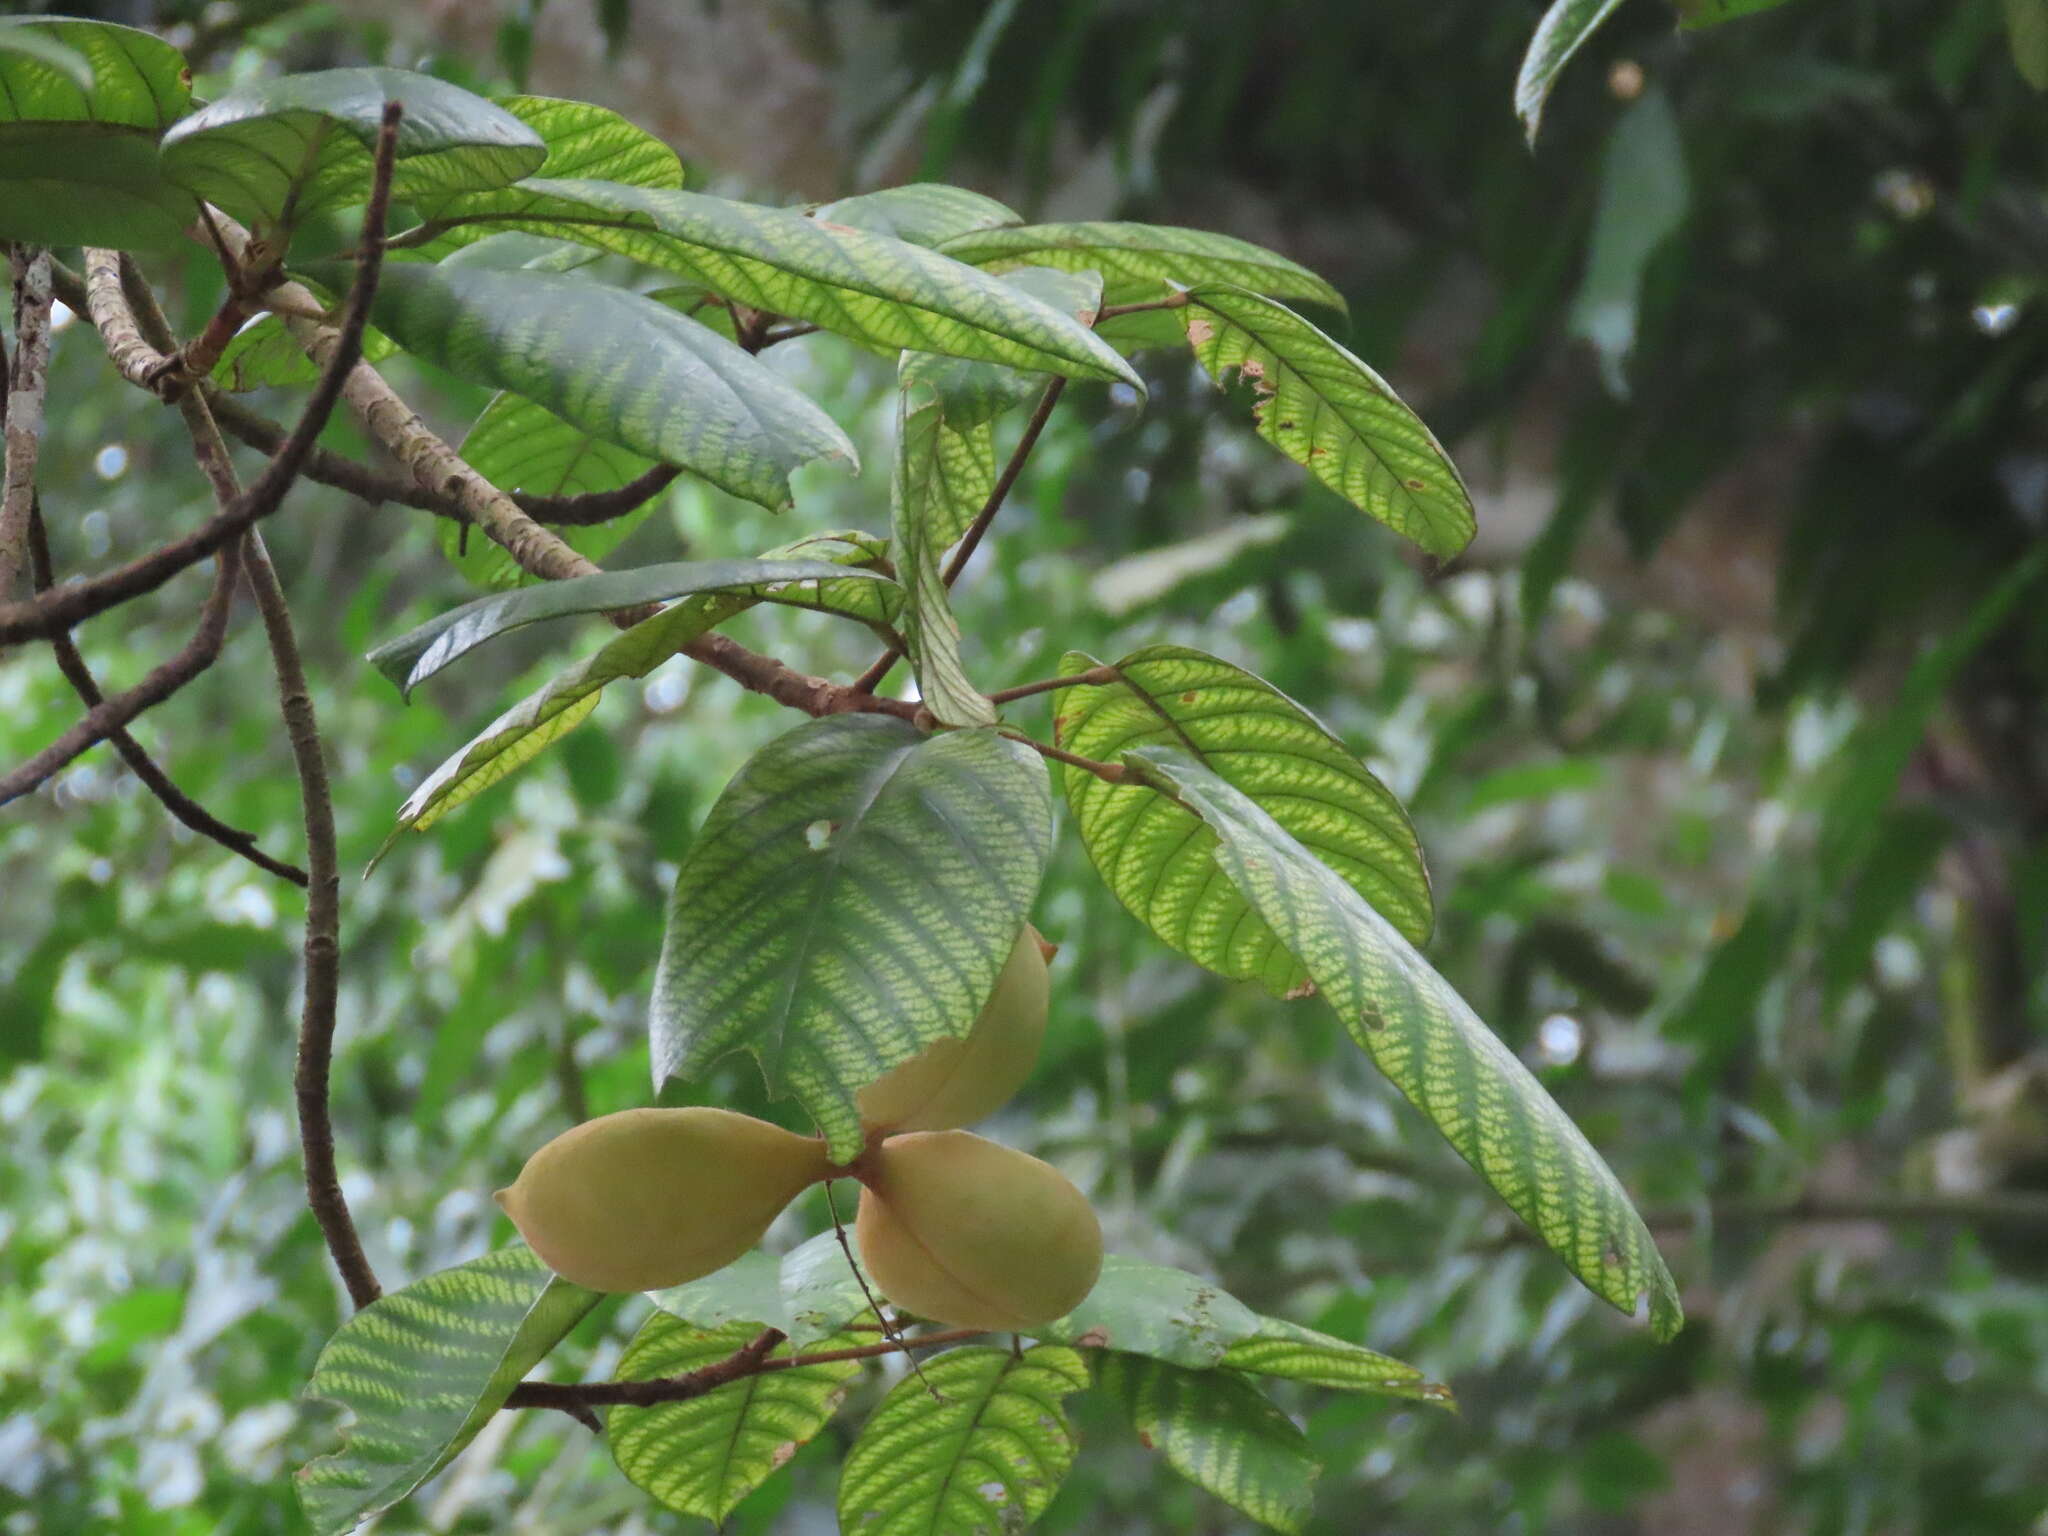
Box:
[0,17,194,251]
[1182,287,1475,558]
[295,1244,601,1536]
[435,177,1144,383]
[159,67,544,229]
[836,1345,1088,1536]
[1124,749,1683,1339]
[1515,0,1633,143]
[1101,1353,1321,1535]
[650,715,1053,1160]
[1056,644,1431,995]
[609,1314,861,1524]
[357,262,857,512]
[1569,87,1689,397]
[652,1229,876,1348]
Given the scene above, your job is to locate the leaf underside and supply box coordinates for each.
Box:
[295,1244,600,1536]
[1124,749,1682,1340]
[1515,0,1633,143]
[938,219,1346,313]
[811,181,1021,248]
[1056,644,1432,995]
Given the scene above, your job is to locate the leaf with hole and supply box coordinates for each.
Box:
[1183,286,1474,558]
[160,67,544,232]
[427,176,1143,384]
[811,182,1021,247]
[651,714,1053,1161]
[1055,644,1430,995]
[1101,1353,1320,1535]
[1122,748,1682,1339]
[440,391,663,589]
[1515,0,1633,143]
[375,534,901,850]
[353,262,856,513]
[609,1314,862,1524]
[836,1345,1088,1536]
[939,220,1344,313]
[0,17,194,251]
[295,1244,602,1536]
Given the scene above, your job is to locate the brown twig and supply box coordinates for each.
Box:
[26,508,307,884]
[2,246,53,602]
[986,666,1115,705]
[851,376,1068,696]
[1004,730,1125,784]
[1093,293,1190,322]
[0,540,244,805]
[502,1324,984,1412]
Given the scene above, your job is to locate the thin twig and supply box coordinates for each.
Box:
[502,1324,983,1412]
[2,246,53,602]
[0,542,243,805]
[986,666,1115,705]
[851,376,1068,696]
[244,530,380,1309]
[1003,730,1125,784]
[26,507,307,884]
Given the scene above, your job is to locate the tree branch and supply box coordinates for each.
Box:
[26,507,307,884]
[1,245,53,603]
[986,666,1116,705]
[502,1324,985,1413]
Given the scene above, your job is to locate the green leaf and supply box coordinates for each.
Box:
[1182,287,1475,558]
[1122,750,1683,1340]
[609,1314,862,1524]
[1219,1317,1450,1404]
[295,1244,602,1536]
[1101,1354,1320,1535]
[210,311,398,392]
[1570,87,1688,397]
[0,18,195,252]
[893,376,998,728]
[1516,0,1634,144]
[372,556,892,696]
[377,534,900,847]
[1054,645,1431,995]
[411,93,684,252]
[1677,0,1803,27]
[899,265,1106,441]
[2006,0,2048,84]
[433,177,1144,385]
[355,262,856,513]
[837,1345,1088,1536]
[651,715,1054,1160]
[440,391,662,590]
[652,1229,876,1347]
[0,26,92,89]
[159,67,545,231]
[938,221,1345,313]
[1038,1255,1260,1368]
[812,182,1021,247]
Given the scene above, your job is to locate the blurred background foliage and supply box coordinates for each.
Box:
[3,0,2047,1531]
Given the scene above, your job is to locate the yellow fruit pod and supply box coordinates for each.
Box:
[855,926,1053,1134]
[495,1107,833,1293]
[854,1129,1101,1332]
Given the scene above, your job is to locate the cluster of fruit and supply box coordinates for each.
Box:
[495,928,1104,1331]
